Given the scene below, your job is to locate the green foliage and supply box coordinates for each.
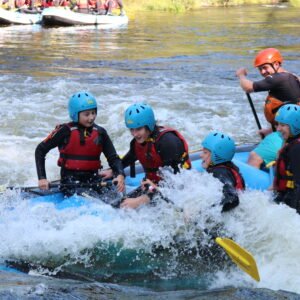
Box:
[125,0,288,11]
[144,0,195,12]
[289,0,300,6]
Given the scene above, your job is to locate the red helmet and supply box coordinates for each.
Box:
[253,48,283,68]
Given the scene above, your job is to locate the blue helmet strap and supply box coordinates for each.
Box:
[79,128,86,145]
[77,125,92,145]
[145,127,159,162]
[129,139,136,178]
[146,140,153,161]
[151,126,159,138]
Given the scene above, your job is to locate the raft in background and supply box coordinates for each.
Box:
[0,7,128,27]
[41,7,129,27]
[0,7,42,25]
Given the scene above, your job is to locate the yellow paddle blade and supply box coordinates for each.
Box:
[215,237,260,282]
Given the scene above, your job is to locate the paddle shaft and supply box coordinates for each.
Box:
[6,181,113,192]
[246,93,264,136]
[246,93,265,139]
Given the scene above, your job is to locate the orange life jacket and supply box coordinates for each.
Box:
[134,127,191,183]
[274,138,300,192]
[264,95,285,124]
[58,123,103,172]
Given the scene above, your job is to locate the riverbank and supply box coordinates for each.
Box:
[124,0,289,12]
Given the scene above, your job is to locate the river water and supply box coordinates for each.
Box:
[1,5,300,299]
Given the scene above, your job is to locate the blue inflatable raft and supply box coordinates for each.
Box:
[8,144,272,211]
[125,144,272,191]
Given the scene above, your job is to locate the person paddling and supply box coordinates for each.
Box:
[101,103,191,209]
[35,91,125,197]
[236,48,300,169]
[273,104,300,213]
[200,132,245,212]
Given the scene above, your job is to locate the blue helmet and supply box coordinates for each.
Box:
[275,104,300,136]
[202,132,236,164]
[68,91,97,122]
[124,103,156,131]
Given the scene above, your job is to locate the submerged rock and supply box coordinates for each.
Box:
[0,270,299,300]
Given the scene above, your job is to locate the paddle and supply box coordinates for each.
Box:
[1,180,126,207]
[246,93,264,138]
[3,181,113,193]
[215,237,260,282]
[142,181,260,281]
[126,178,260,282]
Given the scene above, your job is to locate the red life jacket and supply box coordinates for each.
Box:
[214,165,245,191]
[134,127,191,183]
[42,0,53,7]
[274,138,300,192]
[58,123,102,172]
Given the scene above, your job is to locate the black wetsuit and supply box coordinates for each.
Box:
[207,162,245,212]
[274,136,300,213]
[253,72,300,102]
[35,123,124,196]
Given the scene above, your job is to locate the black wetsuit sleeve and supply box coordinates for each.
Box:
[253,73,300,102]
[35,125,70,180]
[99,128,125,177]
[253,75,277,92]
[290,144,300,183]
[290,144,300,211]
[211,167,239,212]
[155,132,185,174]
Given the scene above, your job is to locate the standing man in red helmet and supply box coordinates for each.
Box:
[236,48,300,169]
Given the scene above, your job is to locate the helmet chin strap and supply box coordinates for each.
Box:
[271,62,280,73]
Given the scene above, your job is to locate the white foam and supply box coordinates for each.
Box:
[0,69,298,293]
